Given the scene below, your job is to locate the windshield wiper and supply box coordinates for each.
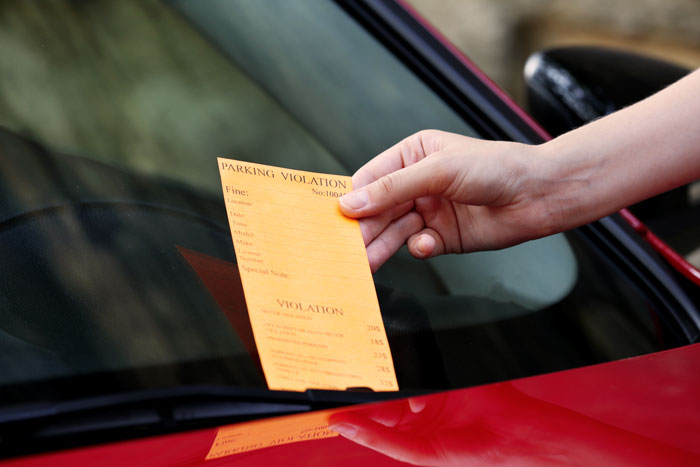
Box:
[0,385,416,458]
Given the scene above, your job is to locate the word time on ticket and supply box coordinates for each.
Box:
[218,158,398,392]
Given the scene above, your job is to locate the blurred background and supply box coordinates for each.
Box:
[1,0,698,186]
[407,0,700,104]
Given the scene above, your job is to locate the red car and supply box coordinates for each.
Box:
[1,0,698,465]
[6,344,700,466]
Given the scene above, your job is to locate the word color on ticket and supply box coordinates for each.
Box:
[218,158,398,392]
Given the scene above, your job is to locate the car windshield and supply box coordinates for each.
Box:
[0,0,664,405]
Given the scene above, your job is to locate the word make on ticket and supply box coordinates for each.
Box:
[218,158,398,392]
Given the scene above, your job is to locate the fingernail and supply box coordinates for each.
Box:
[330,423,358,439]
[416,235,433,256]
[408,398,427,413]
[339,190,368,210]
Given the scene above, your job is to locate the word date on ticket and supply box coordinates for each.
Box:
[218,158,398,392]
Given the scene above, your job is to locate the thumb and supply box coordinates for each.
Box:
[339,156,448,218]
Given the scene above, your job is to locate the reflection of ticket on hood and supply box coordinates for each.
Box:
[206,409,340,460]
[218,158,398,392]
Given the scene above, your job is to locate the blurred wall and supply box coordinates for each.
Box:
[407,0,700,103]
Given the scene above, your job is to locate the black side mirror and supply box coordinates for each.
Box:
[524,46,689,137]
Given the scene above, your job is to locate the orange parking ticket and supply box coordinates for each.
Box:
[218,158,398,392]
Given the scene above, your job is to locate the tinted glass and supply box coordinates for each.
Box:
[0,0,660,400]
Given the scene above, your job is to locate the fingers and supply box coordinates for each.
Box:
[408,397,428,414]
[407,228,446,259]
[342,130,452,218]
[366,211,424,272]
[350,130,441,189]
[329,412,432,465]
[340,156,448,218]
[344,399,413,428]
[358,201,414,246]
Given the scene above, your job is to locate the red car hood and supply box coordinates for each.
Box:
[5,343,700,466]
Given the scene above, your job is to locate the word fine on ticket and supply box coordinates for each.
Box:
[218,158,398,392]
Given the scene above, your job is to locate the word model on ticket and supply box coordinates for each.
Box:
[218,158,398,392]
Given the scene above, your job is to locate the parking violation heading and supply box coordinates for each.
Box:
[218,158,398,392]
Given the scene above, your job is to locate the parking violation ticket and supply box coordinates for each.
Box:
[218,158,398,392]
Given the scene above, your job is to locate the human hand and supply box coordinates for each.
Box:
[339,130,557,271]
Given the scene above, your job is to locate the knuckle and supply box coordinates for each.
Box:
[377,173,397,197]
[415,128,438,140]
[413,129,430,143]
[402,131,435,163]
[405,211,424,231]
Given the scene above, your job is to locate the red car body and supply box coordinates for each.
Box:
[6,343,699,466]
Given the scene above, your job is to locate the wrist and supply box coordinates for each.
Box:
[526,138,602,236]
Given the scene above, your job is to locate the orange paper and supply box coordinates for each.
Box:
[218,158,398,392]
[205,409,339,460]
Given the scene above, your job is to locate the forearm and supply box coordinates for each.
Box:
[534,68,700,233]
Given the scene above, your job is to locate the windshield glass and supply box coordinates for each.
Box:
[0,0,662,405]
